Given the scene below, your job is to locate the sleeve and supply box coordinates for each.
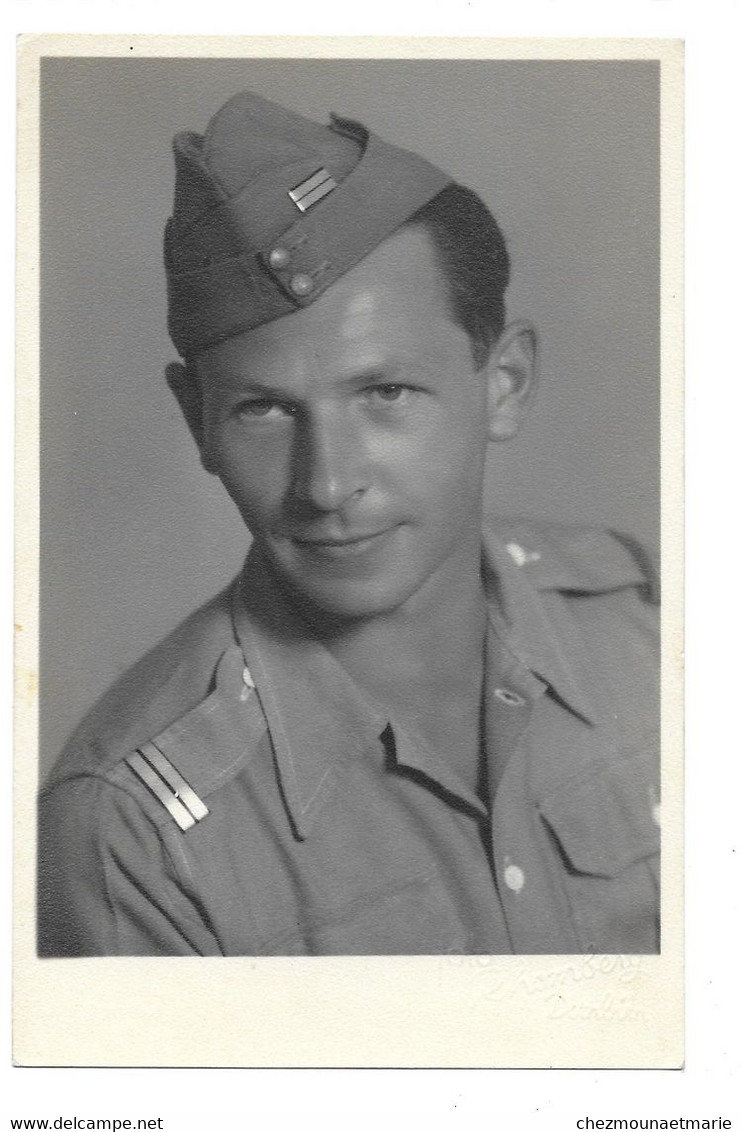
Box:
[37,774,223,957]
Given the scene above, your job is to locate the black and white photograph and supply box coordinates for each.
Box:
[15,37,683,1069]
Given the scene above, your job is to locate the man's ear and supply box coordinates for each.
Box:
[165,362,217,474]
[485,320,539,441]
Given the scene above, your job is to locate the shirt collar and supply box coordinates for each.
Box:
[230,551,387,840]
[231,533,598,839]
[482,529,599,726]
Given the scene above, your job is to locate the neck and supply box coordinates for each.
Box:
[292,532,488,707]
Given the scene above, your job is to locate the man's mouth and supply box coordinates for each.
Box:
[289,527,397,558]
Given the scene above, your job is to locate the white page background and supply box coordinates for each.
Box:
[4,0,740,1127]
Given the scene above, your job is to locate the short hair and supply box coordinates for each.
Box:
[406,183,511,369]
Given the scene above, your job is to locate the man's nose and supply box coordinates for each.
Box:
[291,409,367,512]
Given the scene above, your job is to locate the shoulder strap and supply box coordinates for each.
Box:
[608,528,661,605]
[121,644,265,831]
[488,518,660,604]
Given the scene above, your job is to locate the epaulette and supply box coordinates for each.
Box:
[121,644,264,832]
[489,518,660,605]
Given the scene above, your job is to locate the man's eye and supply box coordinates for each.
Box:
[235,399,294,420]
[366,384,410,404]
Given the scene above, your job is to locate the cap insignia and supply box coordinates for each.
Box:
[288,167,338,212]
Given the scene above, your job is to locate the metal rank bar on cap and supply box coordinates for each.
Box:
[126,741,209,832]
[288,167,338,212]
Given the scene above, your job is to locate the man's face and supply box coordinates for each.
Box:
[194,226,493,621]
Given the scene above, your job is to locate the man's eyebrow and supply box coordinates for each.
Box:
[345,362,401,385]
[207,362,404,395]
[208,375,293,396]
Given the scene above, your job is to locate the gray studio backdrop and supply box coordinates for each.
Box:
[40,57,659,779]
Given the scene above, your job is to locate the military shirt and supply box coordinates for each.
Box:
[38,520,660,957]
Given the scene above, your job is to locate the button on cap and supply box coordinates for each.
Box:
[504,863,525,893]
[290,273,314,296]
[268,246,291,269]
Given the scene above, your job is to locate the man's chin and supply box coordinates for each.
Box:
[256,554,407,627]
[280,573,408,626]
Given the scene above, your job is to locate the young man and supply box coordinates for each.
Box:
[38,92,660,957]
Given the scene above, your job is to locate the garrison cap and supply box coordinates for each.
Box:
[164,92,453,358]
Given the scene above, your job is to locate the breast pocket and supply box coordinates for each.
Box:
[538,754,660,954]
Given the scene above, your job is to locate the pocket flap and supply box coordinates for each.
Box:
[538,755,659,878]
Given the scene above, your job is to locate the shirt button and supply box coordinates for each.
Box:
[493,686,526,707]
[290,272,314,296]
[504,863,526,893]
[505,541,541,567]
[268,246,290,269]
[241,666,256,700]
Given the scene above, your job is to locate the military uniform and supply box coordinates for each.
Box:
[38,93,660,957]
[38,520,659,956]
